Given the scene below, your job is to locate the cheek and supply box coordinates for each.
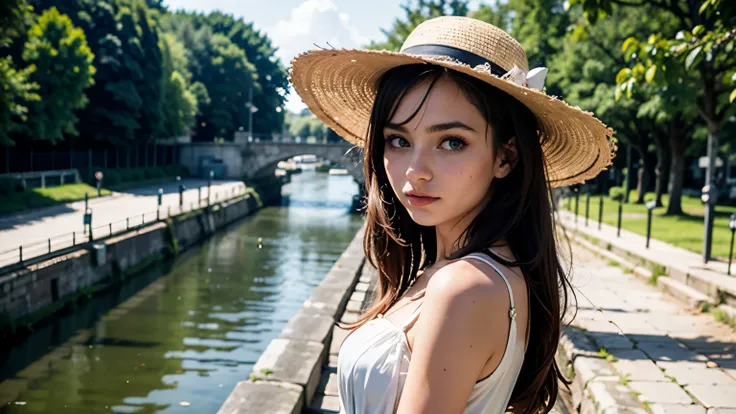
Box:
[383,155,401,188]
[442,155,493,196]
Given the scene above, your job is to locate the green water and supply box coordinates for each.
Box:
[0,170,363,413]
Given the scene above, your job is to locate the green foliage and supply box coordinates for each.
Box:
[144,166,165,179]
[19,7,95,143]
[0,177,22,195]
[0,0,38,145]
[570,0,736,136]
[609,186,625,201]
[160,33,198,137]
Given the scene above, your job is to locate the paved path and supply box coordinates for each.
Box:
[569,243,736,413]
[0,179,244,267]
[558,209,736,307]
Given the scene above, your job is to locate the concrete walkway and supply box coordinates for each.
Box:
[564,243,736,413]
[558,209,736,312]
[0,179,244,267]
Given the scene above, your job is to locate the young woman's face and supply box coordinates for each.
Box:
[382,75,511,227]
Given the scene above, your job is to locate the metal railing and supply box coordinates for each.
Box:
[0,183,249,270]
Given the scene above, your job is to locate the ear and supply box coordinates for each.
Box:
[493,137,518,179]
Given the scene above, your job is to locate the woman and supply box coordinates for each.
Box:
[290,16,615,414]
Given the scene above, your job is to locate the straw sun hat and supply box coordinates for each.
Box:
[289,16,616,187]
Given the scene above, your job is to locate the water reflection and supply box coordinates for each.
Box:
[0,171,363,413]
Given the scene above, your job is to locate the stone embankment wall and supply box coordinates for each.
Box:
[0,193,261,336]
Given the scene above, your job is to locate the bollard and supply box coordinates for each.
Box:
[73,231,76,246]
[574,187,580,223]
[19,245,22,263]
[109,222,112,236]
[48,238,51,254]
[585,190,590,227]
[645,200,656,249]
[208,170,213,207]
[617,197,623,237]
[598,194,604,230]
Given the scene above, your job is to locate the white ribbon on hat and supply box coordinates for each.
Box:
[500,65,548,91]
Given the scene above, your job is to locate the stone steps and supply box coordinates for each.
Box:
[307,265,378,413]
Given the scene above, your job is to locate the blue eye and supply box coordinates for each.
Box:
[441,137,466,152]
[386,135,408,148]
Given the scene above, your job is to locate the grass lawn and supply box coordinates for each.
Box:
[0,183,112,216]
[561,191,736,260]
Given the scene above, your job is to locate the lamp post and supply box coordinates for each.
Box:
[728,214,736,276]
[245,88,259,142]
[645,200,657,249]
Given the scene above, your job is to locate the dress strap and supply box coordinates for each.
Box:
[462,253,517,321]
[400,302,424,332]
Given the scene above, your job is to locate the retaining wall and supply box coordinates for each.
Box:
[0,193,261,332]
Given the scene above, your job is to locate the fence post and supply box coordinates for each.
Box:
[109,222,112,236]
[73,231,76,246]
[48,238,51,254]
[19,246,22,263]
[585,189,590,227]
[598,194,604,230]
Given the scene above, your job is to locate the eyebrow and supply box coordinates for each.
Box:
[384,121,477,134]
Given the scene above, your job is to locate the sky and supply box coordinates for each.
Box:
[161,0,482,113]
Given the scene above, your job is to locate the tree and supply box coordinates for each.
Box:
[310,122,325,141]
[0,0,37,145]
[296,122,311,139]
[550,3,673,204]
[159,32,198,137]
[570,0,736,259]
[135,4,164,142]
[187,27,258,141]
[367,0,470,51]
[17,7,95,143]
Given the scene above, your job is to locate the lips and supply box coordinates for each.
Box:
[404,191,440,207]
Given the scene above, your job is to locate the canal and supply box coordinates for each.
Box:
[0,170,363,413]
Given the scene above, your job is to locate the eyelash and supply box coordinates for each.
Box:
[384,135,467,152]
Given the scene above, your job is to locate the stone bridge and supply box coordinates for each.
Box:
[179,141,365,184]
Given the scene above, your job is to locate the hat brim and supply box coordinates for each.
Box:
[289,48,616,187]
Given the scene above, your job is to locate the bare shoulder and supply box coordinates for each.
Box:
[424,256,514,309]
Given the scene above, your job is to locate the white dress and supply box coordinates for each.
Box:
[336,252,526,414]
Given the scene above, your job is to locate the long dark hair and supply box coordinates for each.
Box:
[339,64,575,414]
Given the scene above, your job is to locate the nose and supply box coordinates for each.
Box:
[405,151,432,183]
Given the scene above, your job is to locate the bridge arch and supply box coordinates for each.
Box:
[242,142,364,183]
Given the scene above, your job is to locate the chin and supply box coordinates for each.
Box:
[404,207,443,227]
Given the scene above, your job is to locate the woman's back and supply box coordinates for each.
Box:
[337,252,527,414]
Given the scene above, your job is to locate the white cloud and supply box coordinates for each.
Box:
[268,0,370,113]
